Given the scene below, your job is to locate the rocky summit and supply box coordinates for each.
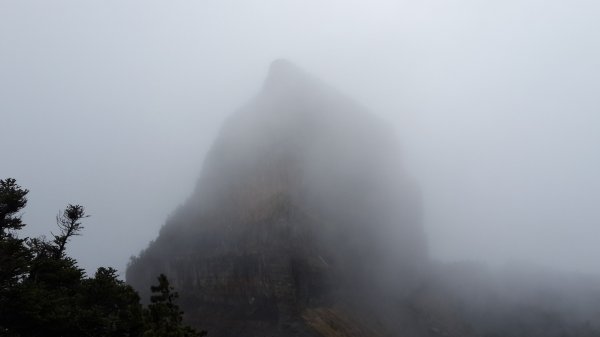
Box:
[126,60,447,337]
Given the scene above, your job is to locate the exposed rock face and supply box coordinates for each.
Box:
[126,60,432,336]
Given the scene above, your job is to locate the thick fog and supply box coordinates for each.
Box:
[1,0,599,278]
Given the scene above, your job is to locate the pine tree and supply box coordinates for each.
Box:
[144,274,207,337]
[0,178,31,335]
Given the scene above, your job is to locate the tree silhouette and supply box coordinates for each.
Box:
[144,274,207,337]
[0,178,206,337]
[52,204,88,258]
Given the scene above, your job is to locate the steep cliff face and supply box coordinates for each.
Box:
[126,60,433,337]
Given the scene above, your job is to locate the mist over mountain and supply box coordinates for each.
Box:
[127,61,600,337]
[127,60,428,336]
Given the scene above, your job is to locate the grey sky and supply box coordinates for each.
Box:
[1,0,599,276]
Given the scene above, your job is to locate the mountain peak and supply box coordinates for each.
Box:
[269,58,297,75]
[263,59,316,94]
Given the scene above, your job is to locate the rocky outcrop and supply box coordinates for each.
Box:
[126,60,431,336]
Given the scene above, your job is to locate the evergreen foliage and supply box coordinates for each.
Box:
[143,274,207,337]
[0,178,205,337]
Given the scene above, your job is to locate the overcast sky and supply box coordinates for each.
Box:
[1,0,599,277]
